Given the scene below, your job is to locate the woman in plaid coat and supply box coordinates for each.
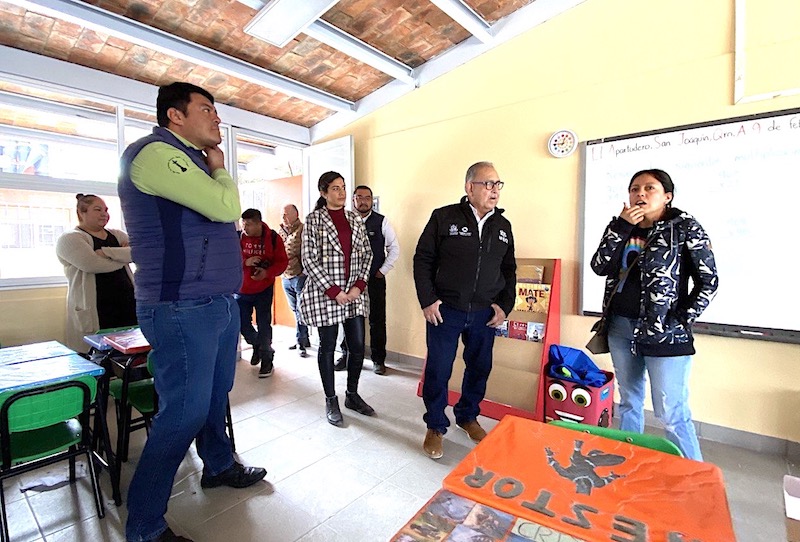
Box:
[299,171,375,426]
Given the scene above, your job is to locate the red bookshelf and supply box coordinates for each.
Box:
[416,258,561,422]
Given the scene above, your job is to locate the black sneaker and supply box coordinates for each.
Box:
[154,527,193,542]
[299,345,309,358]
[373,362,386,375]
[249,344,261,366]
[200,461,266,489]
[345,391,375,416]
[288,344,298,350]
[259,358,274,378]
[333,355,346,371]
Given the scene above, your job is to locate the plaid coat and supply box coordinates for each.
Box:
[298,207,373,327]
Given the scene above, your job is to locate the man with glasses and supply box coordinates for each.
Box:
[413,161,516,460]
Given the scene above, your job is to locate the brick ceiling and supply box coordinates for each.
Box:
[0,0,538,131]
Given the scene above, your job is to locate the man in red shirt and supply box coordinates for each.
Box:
[237,208,288,377]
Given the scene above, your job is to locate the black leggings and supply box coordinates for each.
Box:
[317,316,365,397]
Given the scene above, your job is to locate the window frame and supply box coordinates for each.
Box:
[0,85,249,289]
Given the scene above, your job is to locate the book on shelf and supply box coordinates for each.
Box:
[508,321,528,341]
[513,283,550,314]
[102,328,150,354]
[526,322,545,342]
[516,264,544,284]
[500,321,546,343]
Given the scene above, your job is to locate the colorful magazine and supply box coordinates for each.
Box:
[513,283,550,314]
[498,321,545,343]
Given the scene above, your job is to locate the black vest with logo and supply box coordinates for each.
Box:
[364,211,385,278]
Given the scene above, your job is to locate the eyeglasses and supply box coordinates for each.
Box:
[471,180,504,191]
[354,195,372,200]
[328,186,346,193]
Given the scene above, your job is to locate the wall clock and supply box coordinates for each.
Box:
[548,130,578,157]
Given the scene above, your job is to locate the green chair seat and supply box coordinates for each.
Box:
[3,419,82,466]
[548,420,684,457]
[108,378,155,414]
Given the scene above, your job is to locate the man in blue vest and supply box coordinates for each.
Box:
[347,185,400,375]
[118,82,266,542]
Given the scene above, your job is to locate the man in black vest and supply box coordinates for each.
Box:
[335,185,400,375]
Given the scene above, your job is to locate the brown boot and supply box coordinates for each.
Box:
[457,420,487,443]
[423,428,443,459]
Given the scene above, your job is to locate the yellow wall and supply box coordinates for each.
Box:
[328,0,800,442]
[0,286,66,347]
[3,0,799,442]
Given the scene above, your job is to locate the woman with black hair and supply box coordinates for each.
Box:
[299,172,375,426]
[591,169,718,460]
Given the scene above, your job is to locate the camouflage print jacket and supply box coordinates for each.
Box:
[591,207,718,356]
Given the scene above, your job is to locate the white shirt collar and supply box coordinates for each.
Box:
[468,203,494,237]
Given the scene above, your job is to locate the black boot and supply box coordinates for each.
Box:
[333,355,346,371]
[345,391,375,416]
[325,396,343,426]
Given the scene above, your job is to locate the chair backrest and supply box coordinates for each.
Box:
[0,377,96,433]
[548,420,684,457]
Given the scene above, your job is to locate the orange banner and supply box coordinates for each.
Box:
[443,416,735,542]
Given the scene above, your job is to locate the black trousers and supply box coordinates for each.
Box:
[318,316,365,397]
[340,277,387,364]
[367,277,387,363]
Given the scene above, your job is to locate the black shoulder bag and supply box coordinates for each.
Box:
[586,243,647,355]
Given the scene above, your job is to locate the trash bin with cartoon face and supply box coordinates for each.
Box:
[544,345,614,427]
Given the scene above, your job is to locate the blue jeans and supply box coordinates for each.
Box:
[126,294,239,542]
[422,304,495,434]
[282,275,309,343]
[235,286,274,350]
[608,314,703,461]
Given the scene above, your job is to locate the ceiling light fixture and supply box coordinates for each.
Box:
[245,0,340,48]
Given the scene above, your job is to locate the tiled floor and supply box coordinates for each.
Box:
[2,325,792,541]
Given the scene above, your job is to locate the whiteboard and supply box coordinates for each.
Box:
[581,108,800,343]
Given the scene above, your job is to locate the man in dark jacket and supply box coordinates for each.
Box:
[413,161,516,460]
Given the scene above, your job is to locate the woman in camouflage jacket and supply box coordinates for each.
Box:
[591,169,718,460]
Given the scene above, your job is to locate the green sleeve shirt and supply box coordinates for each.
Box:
[129,132,241,223]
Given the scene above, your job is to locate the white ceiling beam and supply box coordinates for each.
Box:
[428,0,492,43]
[305,20,415,85]
[312,0,589,141]
[11,0,354,112]
[238,0,415,86]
